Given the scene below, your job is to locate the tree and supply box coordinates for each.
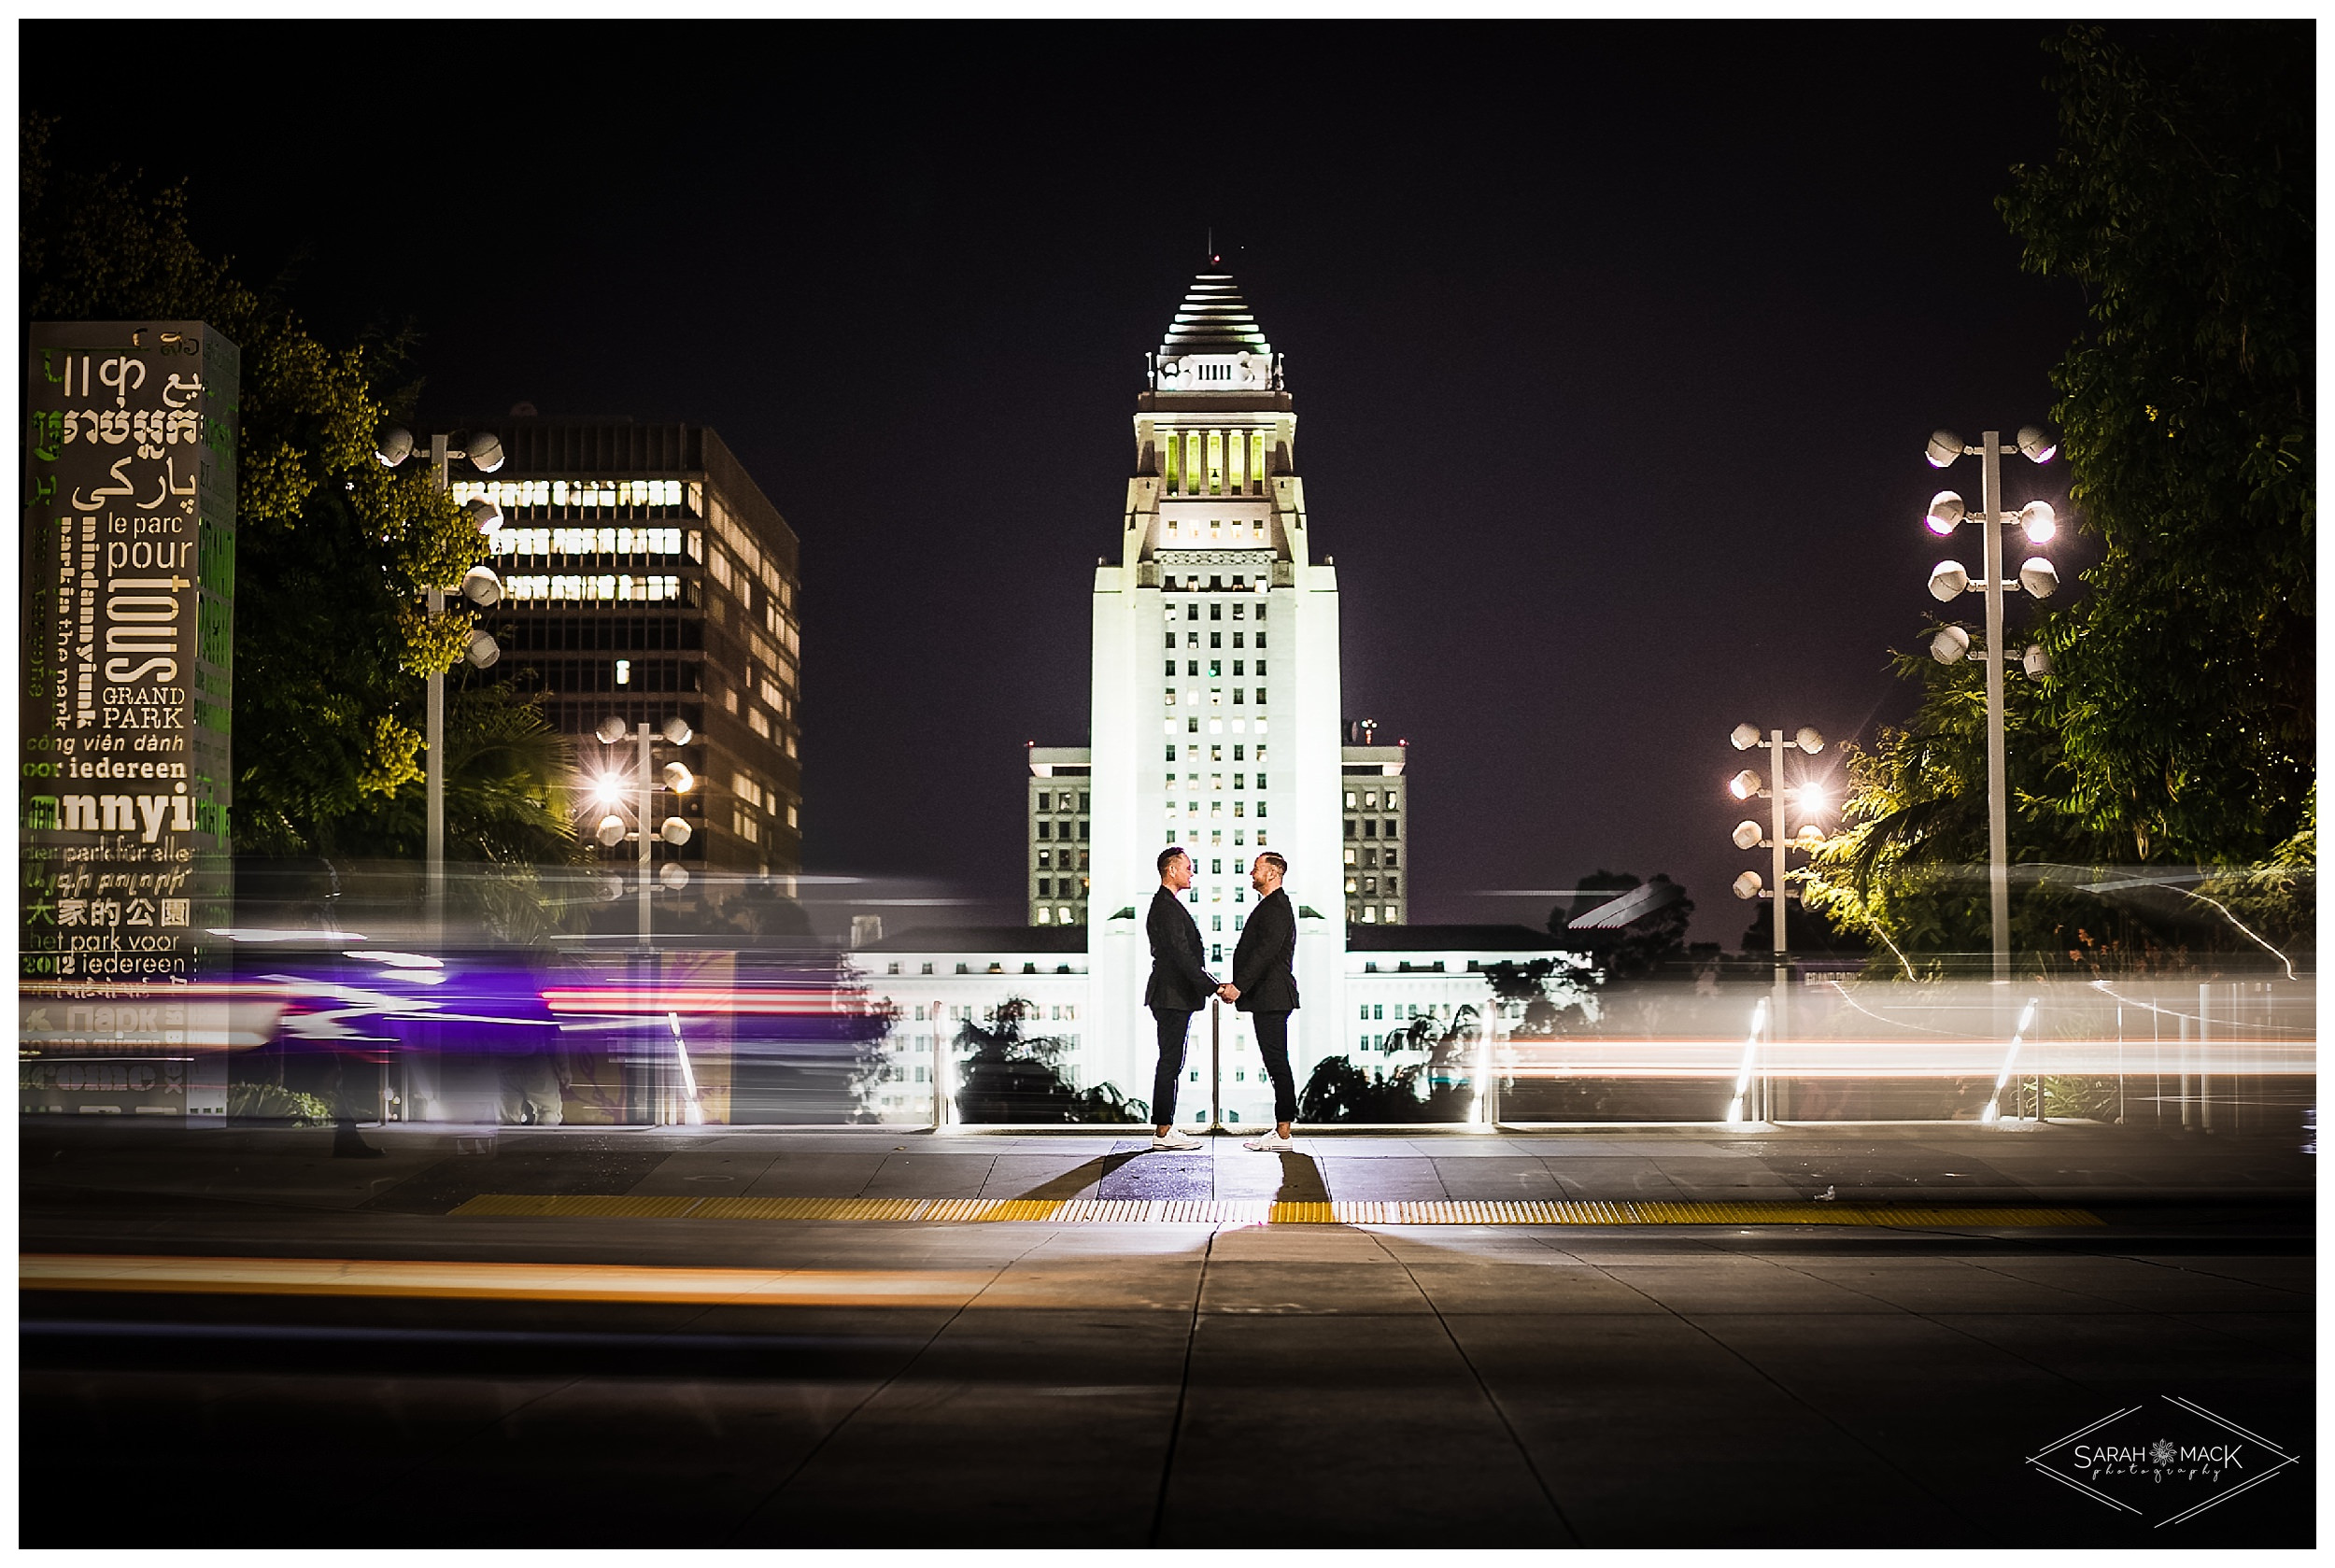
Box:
[952,997,1145,1124]
[2001,24,2314,866]
[1298,1006,1480,1123]
[20,114,569,873]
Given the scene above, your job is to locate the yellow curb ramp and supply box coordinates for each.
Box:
[448,1194,2103,1228]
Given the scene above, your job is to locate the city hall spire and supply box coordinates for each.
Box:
[1152,266,1281,392]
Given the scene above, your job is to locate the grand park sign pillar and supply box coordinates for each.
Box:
[20,321,239,1119]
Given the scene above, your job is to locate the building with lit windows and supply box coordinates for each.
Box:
[1342,740,1408,926]
[1026,746,1091,925]
[452,419,802,883]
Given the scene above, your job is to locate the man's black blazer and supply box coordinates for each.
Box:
[1142,885,1215,1010]
[1230,886,1300,1012]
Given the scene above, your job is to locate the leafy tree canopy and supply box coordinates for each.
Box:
[2002,23,2314,863]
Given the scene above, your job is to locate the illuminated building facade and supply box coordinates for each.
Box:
[1026,746,1092,926]
[1074,267,1351,1111]
[853,269,1564,1128]
[1341,733,1409,926]
[452,419,802,880]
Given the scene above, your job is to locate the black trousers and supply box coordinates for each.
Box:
[1250,1010,1297,1124]
[1150,1008,1194,1126]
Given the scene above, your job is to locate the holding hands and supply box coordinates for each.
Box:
[1216,982,1240,1002]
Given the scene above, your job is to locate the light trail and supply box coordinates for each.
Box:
[20,1253,999,1307]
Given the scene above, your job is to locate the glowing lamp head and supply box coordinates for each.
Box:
[1732,820,1763,852]
[461,629,500,669]
[1925,429,1966,469]
[460,565,502,607]
[462,496,502,534]
[373,423,413,468]
[1795,822,1825,846]
[661,762,695,794]
[1930,625,1972,665]
[594,814,626,848]
[1728,769,1763,800]
[1928,560,1970,602]
[594,874,624,902]
[1732,869,1765,901]
[1924,490,1966,535]
[661,716,694,747]
[658,862,690,891]
[2017,499,2057,543]
[595,715,629,745]
[1795,726,1824,755]
[2018,557,2059,599]
[1729,722,1762,751]
[463,430,505,473]
[659,815,692,846]
[2017,425,2058,464]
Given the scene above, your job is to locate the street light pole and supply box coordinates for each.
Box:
[1768,728,1790,963]
[1922,424,2059,990]
[375,423,506,948]
[637,721,654,947]
[1978,432,2010,986]
[590,713,697,951]
[426,435,450,945]
[1729,722,1826,1081]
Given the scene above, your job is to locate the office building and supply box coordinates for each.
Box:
[449,419,802,883]
[1342,727,1408,925]
[1026,745,1092,926]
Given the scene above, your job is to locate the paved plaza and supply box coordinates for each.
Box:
[20,1123,2315,1547]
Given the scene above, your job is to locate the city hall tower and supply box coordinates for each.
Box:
[1083,268,1348,1102]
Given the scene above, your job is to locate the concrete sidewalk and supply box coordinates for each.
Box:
[21,1120,2314,1222]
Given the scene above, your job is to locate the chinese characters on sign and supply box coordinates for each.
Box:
[21,322,238,1118]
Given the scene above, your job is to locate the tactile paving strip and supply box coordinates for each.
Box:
[449,1194,2103,1227]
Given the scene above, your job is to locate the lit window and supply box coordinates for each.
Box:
[615,659,630,685]
[1036,907,1052,925]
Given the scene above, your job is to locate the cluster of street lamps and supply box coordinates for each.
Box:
[1919,424,2059,985]
[375,424,509,940]
[1709,426,2059,1048]
[1724,721,1828,949]
[590,713,698,945]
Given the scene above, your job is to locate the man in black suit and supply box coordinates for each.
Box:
[1220,851,1301,1150]
[1142,844,1213,1151]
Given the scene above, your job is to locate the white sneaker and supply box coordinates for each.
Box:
[1150,1130,1205,1151]
[1242,1131,1295,1151]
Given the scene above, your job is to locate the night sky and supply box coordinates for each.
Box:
[29,23,2093,944]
